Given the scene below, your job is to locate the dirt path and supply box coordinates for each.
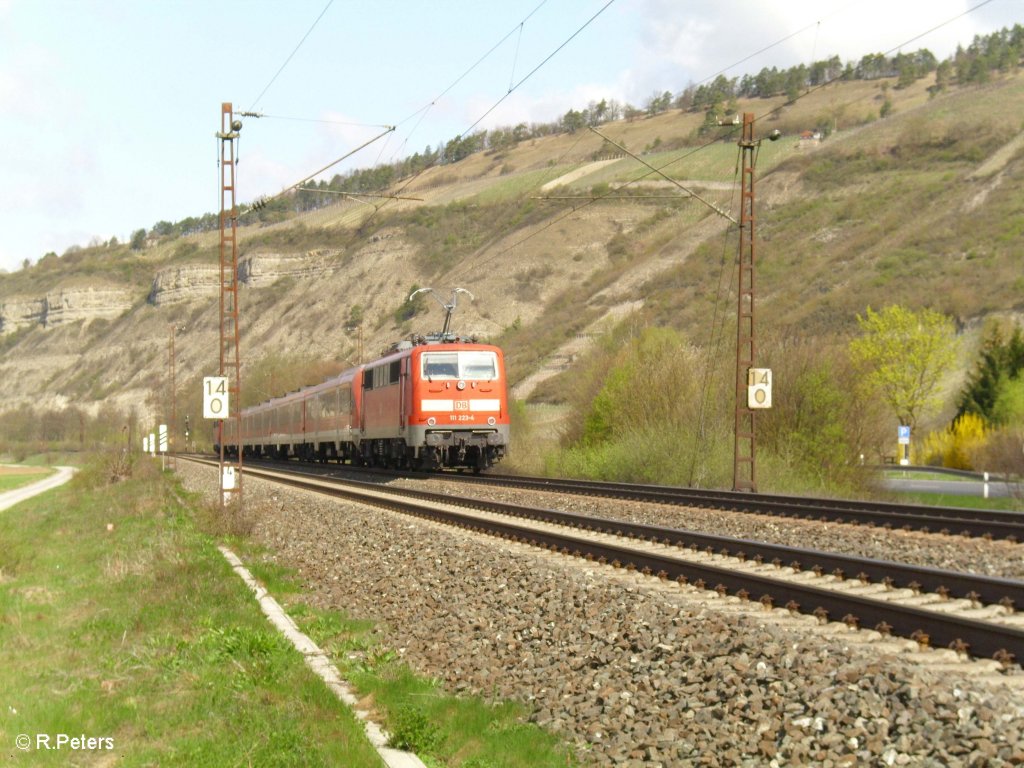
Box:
[0,466,75,512]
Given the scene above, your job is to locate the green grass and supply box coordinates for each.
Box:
[562,140,797,190]
[344,656,577,767]
[893,490,1023,512]
[881,470,976,482]
[0,468,54,492]
[0,455,383,766]
[0,451,580,765]
[471,167,568,204]
[240,549,581,768]
[1,452,85,468]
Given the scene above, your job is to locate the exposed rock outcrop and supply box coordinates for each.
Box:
[146,250,347,306]
[0,296,46,333]
[148,263,221,306]
[0,287,132,333]
[43,286,133,327]
[238,249,344,287]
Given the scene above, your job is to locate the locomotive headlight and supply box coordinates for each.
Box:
[427,417,436,426]
[457,380,466,390]
[487,417,496,426]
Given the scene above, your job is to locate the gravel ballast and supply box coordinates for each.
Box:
[178,462,1024,767]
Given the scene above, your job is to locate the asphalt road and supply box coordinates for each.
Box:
[881,473,1019,499]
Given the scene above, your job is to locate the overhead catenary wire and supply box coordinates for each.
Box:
[350,0,617,235]
[454,0,997,279]
[446,124,735,284]
[384,0,551,165]
[534,195,696,200]
[295,186,422,201]
[752,0,997,128]
[509,21,526,93]
[288,0,559,220]
[395,0,551,128]
[239,112,392,129]
[248,0,335,111]
[243,126,394,216]
[688,145,744,486]
[259,0,993,309]
[589,127,737,223]
[459,0,616,140]
[694,9,847,91]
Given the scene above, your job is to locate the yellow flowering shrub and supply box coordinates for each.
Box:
[921,413,988,469]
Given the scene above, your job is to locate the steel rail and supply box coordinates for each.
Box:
[277,462,1024,610]
[183,457,1023,663]
[406,470,1024,541]
[207,456,1024,540]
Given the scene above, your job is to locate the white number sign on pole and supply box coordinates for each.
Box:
[747,368,772,409]
[203,376,229,419]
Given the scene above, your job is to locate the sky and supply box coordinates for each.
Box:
[0,0,1019,274]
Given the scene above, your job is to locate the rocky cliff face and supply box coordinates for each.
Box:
[0,296,46,333]
[238,249,344,287]
[148,263,221,306]
[44,287,134,326]
[145,249,348,307]
[2,249,351,330]
[0,287,133,333]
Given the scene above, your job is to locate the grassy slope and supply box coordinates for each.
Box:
[0,460,385,766]
[2,71,1022,440]
[0,466,54,492]
[0,457,580,766]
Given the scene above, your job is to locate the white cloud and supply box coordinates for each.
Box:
[618,0,997,103]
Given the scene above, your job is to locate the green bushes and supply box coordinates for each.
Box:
[543,320,891,494]
[921,321,1024,474]
[388,705,443,752]
[546,325,735,487]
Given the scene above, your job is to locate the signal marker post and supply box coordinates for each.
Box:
[733,113,760,492]
[159,423,168,470]
[215,102,244,511]
[747,368,772,409]
[203,375,235,506]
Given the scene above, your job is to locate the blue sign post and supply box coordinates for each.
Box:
[897,425,911,465]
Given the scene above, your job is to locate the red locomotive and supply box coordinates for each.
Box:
[222,335,510,472]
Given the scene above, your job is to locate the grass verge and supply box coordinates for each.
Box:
[892,490,1023,512]
[2,453,581,766]
[240,552,582,768]
[0,467,55,493]
[0,454,383,766]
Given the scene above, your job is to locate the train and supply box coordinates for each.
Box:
[219,334,510,472]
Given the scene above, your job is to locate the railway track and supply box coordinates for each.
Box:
[207,455,1024,541]
[184,456,1024,664]
[412,470,1024,542]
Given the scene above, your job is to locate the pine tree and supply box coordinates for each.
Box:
[957,325,1024,423]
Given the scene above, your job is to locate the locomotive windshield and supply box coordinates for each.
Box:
[422,351,498,381]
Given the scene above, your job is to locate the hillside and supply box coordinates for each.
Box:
[2,69,1023,466]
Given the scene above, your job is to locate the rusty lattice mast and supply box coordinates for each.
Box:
[217,102,243,508]
[733,113,758,492]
